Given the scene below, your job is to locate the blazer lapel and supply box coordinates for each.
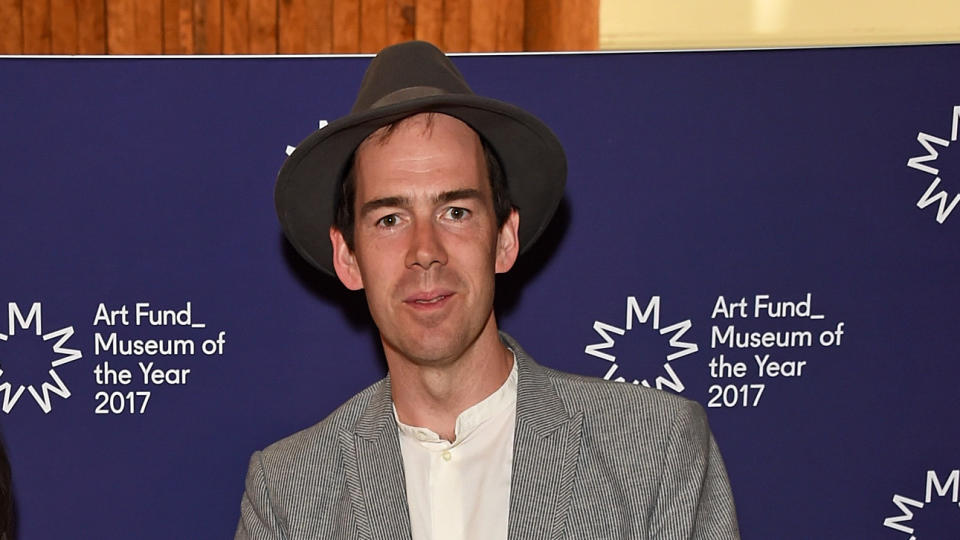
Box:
[504,335,584,540]
[339,376,413,540]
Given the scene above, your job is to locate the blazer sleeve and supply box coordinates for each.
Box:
[235,450,284,540]
[648,400,740,540]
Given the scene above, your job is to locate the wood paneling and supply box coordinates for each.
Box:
[414,0,442,48]
[278,0,334,53]
[496,0,523,51]
[222,0,248,53]
[332,0,359,52]
[305,0,333,52]
[106,0,161,54]
[359,0,386,52]
[279,0,305,53]
[249,0,276,53]
[468,0,524,51]
[106,0,134,53]
[558,0,598,50]
[135,0,162,53]
[193,0,222,53]
[0,0,23,54]
[51,0,78,53]
[164,0,194,54]
[77,0,106,53]
[7,0,598,55]
[23,0,52,53]
[469,0,496,51]
[386,0,414,46]
[525,0,597,51]
[442,0,469,52]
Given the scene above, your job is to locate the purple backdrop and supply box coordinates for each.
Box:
[1,45,958,538]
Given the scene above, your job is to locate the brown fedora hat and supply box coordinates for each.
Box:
[275,40,566,276]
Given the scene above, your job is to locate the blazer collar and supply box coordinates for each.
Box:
[503,332,574,435]
[355,375,396,441]
[502,332,585,540]
[341,375,413,540]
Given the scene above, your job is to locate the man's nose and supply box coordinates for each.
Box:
[405,219,448,269]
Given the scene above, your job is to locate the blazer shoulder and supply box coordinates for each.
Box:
[237,378,393,537]
[545,366,708,433]
[504,329,703,433]
[547,364,690,406]
[259,377,389,466]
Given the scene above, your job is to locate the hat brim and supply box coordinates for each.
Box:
[275,93,566,276]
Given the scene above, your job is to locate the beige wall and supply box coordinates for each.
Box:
[601,0,960,49]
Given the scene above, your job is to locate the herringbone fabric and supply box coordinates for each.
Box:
[236,333,740,539]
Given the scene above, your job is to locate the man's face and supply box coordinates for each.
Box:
[330,113,519,366]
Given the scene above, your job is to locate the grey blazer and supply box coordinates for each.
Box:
[236,333,740,539]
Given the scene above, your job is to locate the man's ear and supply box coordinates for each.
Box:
[495,209,520,274]
[330,226,364,290]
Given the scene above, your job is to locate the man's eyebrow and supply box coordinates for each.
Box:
[359,189,482,217]
[359,196,409,217]
[434,189,483,205]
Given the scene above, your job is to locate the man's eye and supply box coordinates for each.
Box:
[444,207,470,220]
[376,214,399,227]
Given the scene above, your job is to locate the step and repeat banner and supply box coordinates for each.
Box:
[1,45,958,538]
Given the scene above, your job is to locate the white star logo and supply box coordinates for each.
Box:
[0,302,82,413]
[884,469,960,539]
[906,106,960,223]
[584,296,698,393]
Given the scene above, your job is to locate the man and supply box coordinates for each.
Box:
[237,41,739,539]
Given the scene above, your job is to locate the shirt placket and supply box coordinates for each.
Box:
[430,443,462,540]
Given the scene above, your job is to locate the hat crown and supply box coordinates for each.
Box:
[351,41,474,114]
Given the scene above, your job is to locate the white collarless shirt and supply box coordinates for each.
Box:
[394,356,518,540]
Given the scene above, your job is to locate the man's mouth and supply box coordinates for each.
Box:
[404,290,455,308]
[415,295,448,304]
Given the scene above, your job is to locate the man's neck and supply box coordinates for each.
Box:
[386,322,514,442]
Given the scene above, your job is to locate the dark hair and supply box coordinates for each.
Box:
[334,120,512,251]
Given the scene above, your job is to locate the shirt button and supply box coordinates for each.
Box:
[442,451,452,462]
[416,433,428,441]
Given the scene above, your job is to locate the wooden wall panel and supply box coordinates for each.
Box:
[249,0,277,53]
[305,0,333,52]
[0,0,22,53]
[470,0,524,52]
[280,0,334,53]
[0,0,23,53]
[279,0,306,53]
[193,0,222,53]
[442,0,469,52]
[50,0,78,53]
[9,0,599,55]
[77,0,105,53]
[386,0,414,46]
[106,0,161,54]
[359,0,386,52]
[332,0,359,52]
[164,0,195,54]
[413,0,442,49]
[558,0,598,50]
[469,0,496,51]
[496,0,523,51]
[23,0,52,53]
[106,0,134,53]
[525,0,597,51]
[135,0,162,53]
[222,0,248,53]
